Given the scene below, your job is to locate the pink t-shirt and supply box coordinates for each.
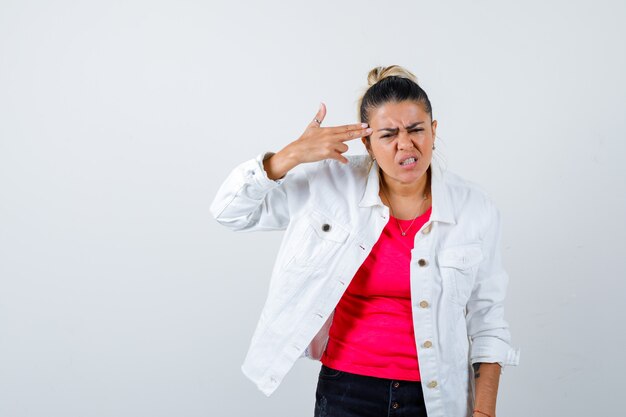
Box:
[321,206,432,381]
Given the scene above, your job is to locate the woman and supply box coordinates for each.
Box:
[210,65,520,417]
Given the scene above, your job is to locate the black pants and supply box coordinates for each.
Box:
[314,364,428,417]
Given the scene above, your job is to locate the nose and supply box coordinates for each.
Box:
[397,130,415,150]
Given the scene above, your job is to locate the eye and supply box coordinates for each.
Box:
[381,129,423,138]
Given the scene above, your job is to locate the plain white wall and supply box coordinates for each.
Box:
[1,0,624,416]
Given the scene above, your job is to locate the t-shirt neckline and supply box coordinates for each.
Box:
[389,206,432,222]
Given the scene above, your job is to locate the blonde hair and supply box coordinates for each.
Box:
[366,65,418,87]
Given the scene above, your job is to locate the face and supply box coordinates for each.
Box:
[361,100,437,187]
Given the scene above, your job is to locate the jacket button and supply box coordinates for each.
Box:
[391,401,399,409]
[418,258,428,267]
[322,224,331,232]
[427,380,438,388]
[393,381,400,388]
[423,340,433,348]
[419,300,429,308]
[422,223,432,234]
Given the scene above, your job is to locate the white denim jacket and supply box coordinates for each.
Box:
[210,151,520,417]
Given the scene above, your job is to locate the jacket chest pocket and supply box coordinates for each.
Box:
[437,243,483,307]
[286,210,350,270]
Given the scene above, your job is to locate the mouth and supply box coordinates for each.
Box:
[399,156,418,168]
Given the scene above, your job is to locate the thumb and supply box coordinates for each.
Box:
[311,102,326,127]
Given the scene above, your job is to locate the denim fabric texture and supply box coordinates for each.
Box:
[314,364,428,417]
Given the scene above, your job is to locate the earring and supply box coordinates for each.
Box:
[432,143,436,150]
[368,154,376,171]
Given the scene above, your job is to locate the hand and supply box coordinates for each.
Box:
[283,102,373,165]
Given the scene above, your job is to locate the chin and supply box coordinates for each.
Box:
[399,168,427,181]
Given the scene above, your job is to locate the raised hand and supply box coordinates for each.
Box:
[263,103,373,180]
[285,102,373,165]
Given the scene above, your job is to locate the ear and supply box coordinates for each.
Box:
[361,137,371,153]
[431,119,437,139]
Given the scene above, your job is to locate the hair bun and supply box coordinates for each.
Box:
[367,65,418,87]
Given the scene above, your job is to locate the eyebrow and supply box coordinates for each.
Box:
[377,121,424,133]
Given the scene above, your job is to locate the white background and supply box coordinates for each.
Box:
[1,1,624,416]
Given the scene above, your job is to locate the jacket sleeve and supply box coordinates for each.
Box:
[209,151,311,232]
[465,203,520,373]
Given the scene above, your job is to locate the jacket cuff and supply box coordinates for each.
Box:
[229,151,285,202]
[470,336,520,372]
[253,151,286,185]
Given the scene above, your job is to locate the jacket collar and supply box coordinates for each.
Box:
[358,156,456,224]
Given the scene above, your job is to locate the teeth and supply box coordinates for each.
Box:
[401,157,416,165]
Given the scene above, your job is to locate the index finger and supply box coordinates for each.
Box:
[325,122,370,135]
[333,126,374,142]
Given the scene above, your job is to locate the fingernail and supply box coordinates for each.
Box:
[361,123,368,128]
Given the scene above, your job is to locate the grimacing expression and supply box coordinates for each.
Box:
[362,100,437,185]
